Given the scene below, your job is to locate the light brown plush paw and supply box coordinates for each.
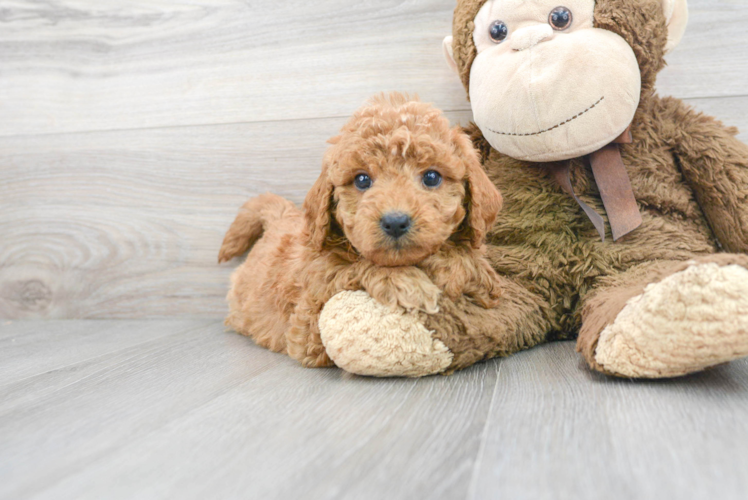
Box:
[595,262,748,378]
[319,291,453,377]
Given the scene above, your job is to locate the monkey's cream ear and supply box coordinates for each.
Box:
[442,36,459,75]
[662,0,688,53]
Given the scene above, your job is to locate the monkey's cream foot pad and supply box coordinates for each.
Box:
[319,291,453,377]
[596,263,748,378]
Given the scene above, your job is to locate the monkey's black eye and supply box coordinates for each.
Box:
[354,173,372,191]
[489,21,509,43]
[549,7,573,31]
[422,170,442,188]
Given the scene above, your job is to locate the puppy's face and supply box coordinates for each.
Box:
[304,95,502,267]
[331,149,466,267]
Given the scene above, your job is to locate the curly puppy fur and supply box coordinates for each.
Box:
[218,93,503,368]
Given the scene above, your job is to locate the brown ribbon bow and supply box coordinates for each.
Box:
[547,127,642,242]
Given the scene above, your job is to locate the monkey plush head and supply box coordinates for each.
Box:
[443,0,688,162]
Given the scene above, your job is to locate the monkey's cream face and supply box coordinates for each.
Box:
[469,0,641,161]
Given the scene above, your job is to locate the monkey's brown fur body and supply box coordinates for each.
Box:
[416,0,748,375]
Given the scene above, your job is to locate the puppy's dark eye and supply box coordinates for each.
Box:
[489,21,508,43]
[549,7,572,31]
[422,170,442,188]
[354,173,372,191]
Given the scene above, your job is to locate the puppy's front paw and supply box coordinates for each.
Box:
[319,291,453,377]
[387,278,441,314]
[363,267,441,314]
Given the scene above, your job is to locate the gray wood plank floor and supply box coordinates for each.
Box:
[1,320,747,500]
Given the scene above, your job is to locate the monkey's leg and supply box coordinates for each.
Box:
[578,254,748,378]
[319,275,551,377]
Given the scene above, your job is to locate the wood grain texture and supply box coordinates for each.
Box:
[2,94,746,319]
[656,0,748,99]
[0,0,745,137]
[1,321,747,500]
[0,111,473,319]
[0,0,468,137]
[1,0,747,319]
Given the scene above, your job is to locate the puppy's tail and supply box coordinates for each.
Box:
[218,193,296,263]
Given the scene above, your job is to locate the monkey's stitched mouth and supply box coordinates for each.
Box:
[487,96,605,137]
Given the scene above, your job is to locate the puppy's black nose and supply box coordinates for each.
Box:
[380,212,412,239]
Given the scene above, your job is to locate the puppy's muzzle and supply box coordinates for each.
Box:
[380,212,412,239]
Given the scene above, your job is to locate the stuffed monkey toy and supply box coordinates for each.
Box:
[318,0,748,378]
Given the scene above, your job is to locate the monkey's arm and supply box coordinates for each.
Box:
[319,275,551,376]
[663,97,748,253]
[419,275,551,373]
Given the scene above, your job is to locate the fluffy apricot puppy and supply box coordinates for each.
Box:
[218,93,503,370]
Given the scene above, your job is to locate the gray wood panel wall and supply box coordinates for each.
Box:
[1,0,747,319]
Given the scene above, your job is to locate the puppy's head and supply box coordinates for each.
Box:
[304,93,502,267]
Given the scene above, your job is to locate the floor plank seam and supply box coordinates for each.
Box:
[0,94,744,141]
[0,108,478,141]
[0,320,223,392]
[679,92,748,101]
[465,360,502,500]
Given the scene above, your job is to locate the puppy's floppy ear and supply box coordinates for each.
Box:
[451,126,503,249]
[303,164,335,250]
